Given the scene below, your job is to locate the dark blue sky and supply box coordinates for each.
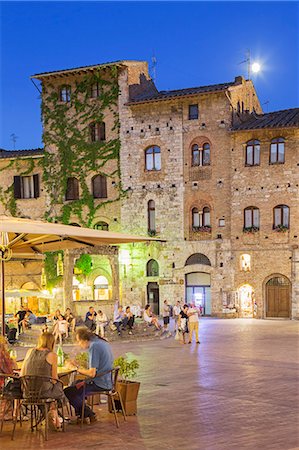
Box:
[1,1,298,149]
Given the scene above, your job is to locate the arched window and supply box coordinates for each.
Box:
[273,205,289,229]
[145,146,161,171]
[146,259,159,277]
[94,221,109,231]
[148,200,156,232]
[66,177,79,200]
[270,138,285,164]
[192,144,200,166]
[192,208,200,228]
[191,206,211,229]
[246,140,260,166]
[92,175,107,198]
[244,206,260,229]
[185,253,211,266]
[240,254,251,272]
[203,207,210,226]
[90,122,106,142]
[191,143,210,166]
[93,275,109,301]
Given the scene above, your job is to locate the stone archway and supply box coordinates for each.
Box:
[265,275,291,318]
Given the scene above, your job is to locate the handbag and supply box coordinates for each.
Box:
[3,378,22,397]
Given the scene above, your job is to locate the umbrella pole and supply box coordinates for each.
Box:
[0,256,5,337]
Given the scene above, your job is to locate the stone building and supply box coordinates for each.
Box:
[0,60,298,319]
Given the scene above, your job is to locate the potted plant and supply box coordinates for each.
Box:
[113,354,140,415]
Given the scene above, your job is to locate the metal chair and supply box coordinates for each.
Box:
[0,373,23,440]
[19,375,66,441]
[81,368,126,428]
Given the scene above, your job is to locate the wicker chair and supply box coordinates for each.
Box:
[0,373,23,440]
[19,375,66,441]
[81,368,126,428]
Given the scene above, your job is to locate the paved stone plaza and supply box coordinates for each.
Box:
[1,318,298,450]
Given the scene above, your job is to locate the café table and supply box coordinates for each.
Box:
[15,361,77,386]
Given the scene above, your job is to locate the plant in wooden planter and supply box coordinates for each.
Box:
[113,355,140,415]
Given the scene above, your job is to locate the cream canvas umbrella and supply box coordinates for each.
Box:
[5,289,53,299]
[0,215,161,335]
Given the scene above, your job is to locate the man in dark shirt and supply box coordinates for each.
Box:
[85,306,97,331]
[15,308,31,333]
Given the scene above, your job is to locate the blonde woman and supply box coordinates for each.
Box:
[21,332,65,429]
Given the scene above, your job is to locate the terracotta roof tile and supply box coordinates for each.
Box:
[0,148,44,159]
[232,108,299,131]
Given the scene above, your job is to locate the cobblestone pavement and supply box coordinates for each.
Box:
[1,319,298,450]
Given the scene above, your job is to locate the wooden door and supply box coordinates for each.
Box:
[266,277,290,318]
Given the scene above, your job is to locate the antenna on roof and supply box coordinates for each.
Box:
[238,49,251,80]
[262,100,270,112]
[150,52,157,83]
[10,133,18,150]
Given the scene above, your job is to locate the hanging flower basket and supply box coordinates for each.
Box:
[192,226,212,233]
[273,225,289,232]
[243,226,259,234]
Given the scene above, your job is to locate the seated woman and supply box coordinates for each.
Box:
[95,310,108,338]
[20,311,36,333]
[143,304,161,330]
[0,335,19,420]
[20,332,65,429]
[64,308,76,333]
[53,315,69,344]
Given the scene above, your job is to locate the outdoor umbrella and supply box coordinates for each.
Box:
[0,215,161,335]
[5,289,53,299]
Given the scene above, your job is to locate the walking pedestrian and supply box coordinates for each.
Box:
[187,302,200,344]
[162,300,170,331]
[178,304,189,344]
[173,300,182,332]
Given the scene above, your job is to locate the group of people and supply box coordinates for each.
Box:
[173,301,200,344]
[0,328,114,427]
[84,302,135,337]
[15,308,37,334]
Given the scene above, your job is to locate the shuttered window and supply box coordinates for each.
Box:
[13,174,40,199]
[92,175,107,199]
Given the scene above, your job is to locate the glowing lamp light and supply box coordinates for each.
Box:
[251,62,261,74]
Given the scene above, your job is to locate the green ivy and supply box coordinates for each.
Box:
[41,66,125,226]
[74,254,93,278]
[44,251,63,289]
[0,158,36,216]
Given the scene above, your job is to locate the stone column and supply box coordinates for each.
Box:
[108,251,120,304]
[63,250,75,312]
[291,246,299,319]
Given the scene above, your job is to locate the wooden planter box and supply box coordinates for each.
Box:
[109,380,140,415]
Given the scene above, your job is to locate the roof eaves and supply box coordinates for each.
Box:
[30,60,128,79]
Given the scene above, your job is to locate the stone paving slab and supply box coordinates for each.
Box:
[1,318,298,449]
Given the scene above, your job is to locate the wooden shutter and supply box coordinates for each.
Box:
[14,176,21,199]
[100,175,107,198]
[33,174,40,198]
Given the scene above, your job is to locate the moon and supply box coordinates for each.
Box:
[252,62,261,73]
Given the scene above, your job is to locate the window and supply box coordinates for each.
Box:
[148,200,156,232]
[66,177,79,200]
[246,140,260,166]
[59,86,71,102]
[270,138,285,164]
[244,206,260,229]
[240,254,251,272]
[94,221,109,231]
[191,206,211,229]
[145,146,161,171]
[14,174,39,199]
[273,205,289,229]
[146,259,159,277]
[92,175,107,198]
[90,122,106,142]
[191,143,210,166]
[188,104,198,120]
[90,82,101,98]
[192,208,200,228]
[203,207,210,226]
[219,219,225,227]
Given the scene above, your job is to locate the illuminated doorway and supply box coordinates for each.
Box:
[93,275,110,301]
[238,284,254,317]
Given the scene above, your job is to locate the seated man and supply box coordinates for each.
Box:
[85,306,97,331]
[113,305,128,336]
[64,328,113,423]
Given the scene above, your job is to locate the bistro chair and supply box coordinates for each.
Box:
[0,373,23,440]
[19,375,66,441]
[81,367,126,428]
